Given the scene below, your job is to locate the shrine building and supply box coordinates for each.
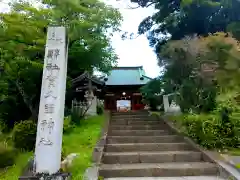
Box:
[100,66,152,111]
[71,66,152,112]
[72,71,105,102]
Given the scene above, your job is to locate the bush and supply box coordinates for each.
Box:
[97,105,103,115]
[64,107,72,117]
[61,146,67,161]
[63,116,74,134]
[171,113,239,149]
[0,120,8,133]
[0,143,17,168]
[148,96,161,111]
[12,120,37,151]
[71,109,81,125]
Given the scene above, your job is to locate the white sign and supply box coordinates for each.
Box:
[35,27,68,174]
[117,100,131,111]
[163,95,170,112]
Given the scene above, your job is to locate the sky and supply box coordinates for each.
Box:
[0,0,161,78]
[106,0,160,78]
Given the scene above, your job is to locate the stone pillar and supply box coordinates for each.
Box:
[86,91,97,116]
[163,95,170,113]
[20,27,70,179]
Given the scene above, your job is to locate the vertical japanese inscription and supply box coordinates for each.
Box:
[38,118,55,146]
[48,28,63,43]
[44,49,60,100]
[38,28,63,147]
[45,104,54,114]
[35,26,67,174]
[39,137,53,146]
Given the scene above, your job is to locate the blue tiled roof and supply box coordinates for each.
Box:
[102,66,152,86]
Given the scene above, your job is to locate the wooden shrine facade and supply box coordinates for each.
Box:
[104,85,145,111]
[100,66,152,111]
[71,67,152,112]
[71,71,105,101]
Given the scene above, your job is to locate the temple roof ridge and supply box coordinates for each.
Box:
[72,71,105,85]
[102,65,152,86]
[112,66,143,69]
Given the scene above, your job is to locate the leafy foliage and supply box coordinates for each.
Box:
[158,32,240,149]
[12,120,37,151]
[97,105,104,115]
[134,0,240,150]
[63,116,75,134]
[170,112,239,149]
[227,22,240,40]
[0,143,17,168]
[141,78,163,110]
[0,0,122,129]
[159,33,240,113]
[135,0,240,55]
[71,109,82,125]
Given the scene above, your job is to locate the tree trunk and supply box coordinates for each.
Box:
[30,108,39,121]
[15,81,39,121]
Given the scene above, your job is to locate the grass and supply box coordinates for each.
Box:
[63,115,105,180]
[235,163,240,169]
[227,148,240,156]
[0,115,105,180]
[149,111,161,116]
[149,111,165,117]
[0,151,32,180]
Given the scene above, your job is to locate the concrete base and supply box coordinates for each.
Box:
[105,176,225,180]
[19,172,71,180]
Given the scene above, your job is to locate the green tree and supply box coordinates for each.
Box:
[141,78,163,110]
[159,33,240,113]
[135,0,240,54]
[0,0,122,129]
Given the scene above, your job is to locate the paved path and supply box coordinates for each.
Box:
[105,176,225,180]
[222,154,240,166]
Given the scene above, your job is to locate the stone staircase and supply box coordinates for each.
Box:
[98,111,224,179]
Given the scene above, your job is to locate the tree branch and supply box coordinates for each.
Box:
[127,5,141,9]
[126,1,156,9]
[130,34,141,39]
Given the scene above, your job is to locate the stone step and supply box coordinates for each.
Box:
[110,120,162,125]
[112,112,148,115]
[111,117,158,121]
[105,143,193,152]
[108,130,171,136]
[99,162,218,178]
[111,116,151,120]
[104,176,225,180]
[107,135,182,144]
[102,151,202,164]
[112,112,148,117]
[112,112,149,115]
[109,125,167,130]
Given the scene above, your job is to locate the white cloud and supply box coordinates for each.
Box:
[0,0,10,12]
[106,0,161,78]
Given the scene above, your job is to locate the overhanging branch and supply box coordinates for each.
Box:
[126,1,156,9]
